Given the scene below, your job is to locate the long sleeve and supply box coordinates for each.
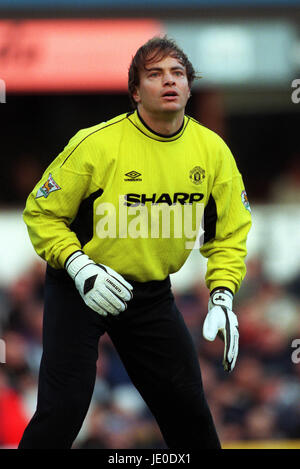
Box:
[200,142,252,295]
[23,129,101,269]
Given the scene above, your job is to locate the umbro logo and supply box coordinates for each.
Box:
[124,170,142,182]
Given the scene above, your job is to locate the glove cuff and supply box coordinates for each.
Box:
[209,288,233,311]
[210,286,233,297]
[65,250,95,280]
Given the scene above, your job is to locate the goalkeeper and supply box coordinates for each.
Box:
[18,36,251,449]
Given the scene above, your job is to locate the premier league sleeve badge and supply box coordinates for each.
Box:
[36,173,61,199]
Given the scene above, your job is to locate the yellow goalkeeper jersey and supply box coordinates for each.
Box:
[23,110,252,294]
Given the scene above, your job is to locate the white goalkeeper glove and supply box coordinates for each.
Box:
[203,288,239,372]
[65,251,133,316]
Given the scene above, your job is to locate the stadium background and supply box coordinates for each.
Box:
[1,0,300,449]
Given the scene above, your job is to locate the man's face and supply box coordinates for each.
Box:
[133,54,190,117]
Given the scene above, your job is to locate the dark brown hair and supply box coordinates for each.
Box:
[128,36,198,108]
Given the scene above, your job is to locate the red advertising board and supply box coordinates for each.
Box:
[0,19,164,91]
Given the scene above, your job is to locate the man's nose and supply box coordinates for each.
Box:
[163,73,175,86]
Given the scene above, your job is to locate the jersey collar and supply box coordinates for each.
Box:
[127,110,189,142]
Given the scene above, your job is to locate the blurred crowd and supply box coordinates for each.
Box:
[0,253,300,449]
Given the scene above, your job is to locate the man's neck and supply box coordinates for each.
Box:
[137,106,184,136]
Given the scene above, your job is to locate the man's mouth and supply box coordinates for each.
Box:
[162,91,178,97]
[161,91,179,100]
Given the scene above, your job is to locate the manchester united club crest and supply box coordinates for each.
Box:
[189,166,205,185]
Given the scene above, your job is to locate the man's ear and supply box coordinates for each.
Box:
[133,87,141,104]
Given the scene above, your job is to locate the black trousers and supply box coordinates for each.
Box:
[18,266,221,449]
